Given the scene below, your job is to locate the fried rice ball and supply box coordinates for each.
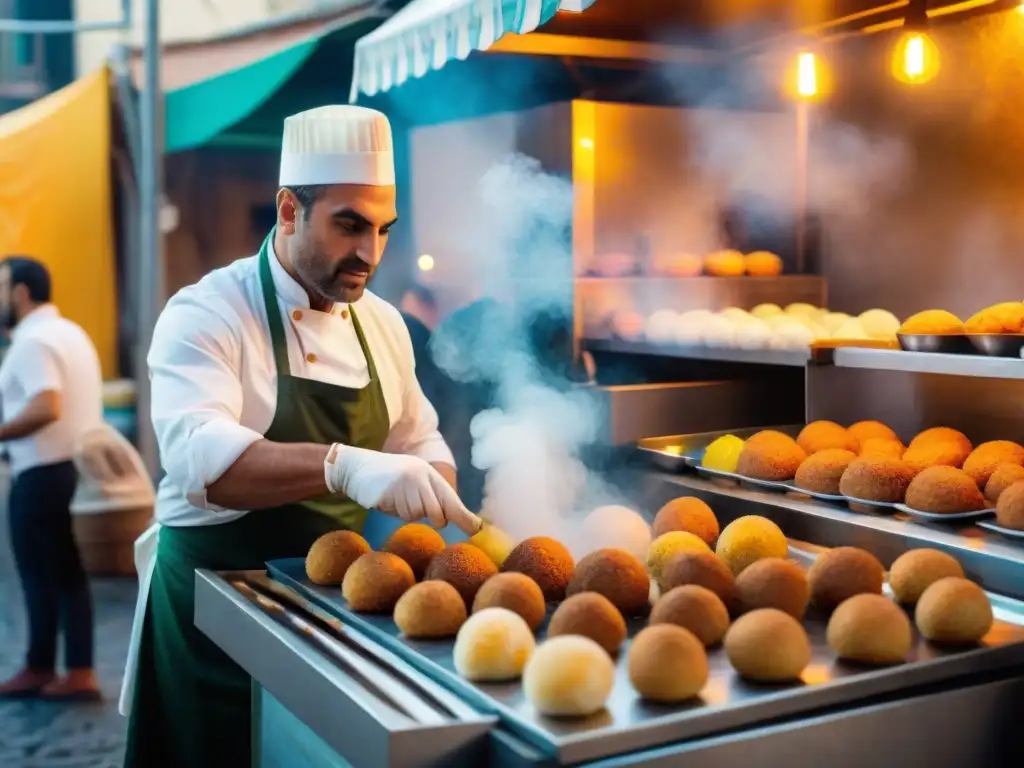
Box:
[995,480,1024,531]
[962,441,1024,488]
[736,430,807,481]
[794,449,858,495]
[986,464,1024,505]
[909,428,972,455]
[839,455,915,503]
[797,421,860,455]
[904,466,987,514]
[964,302,1024,334]
[899,310,963,335]
[860,438,906,460]
[848,421,899,444]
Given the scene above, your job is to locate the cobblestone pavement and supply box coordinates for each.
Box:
[1,483,137,768]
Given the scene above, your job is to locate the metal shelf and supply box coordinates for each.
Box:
[833,347,1024,380]
[582,338,825,367]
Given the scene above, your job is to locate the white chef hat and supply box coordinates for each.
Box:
[279,105,395,187]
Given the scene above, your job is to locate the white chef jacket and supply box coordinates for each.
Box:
[148,239,455,527]
[0,304,104,476]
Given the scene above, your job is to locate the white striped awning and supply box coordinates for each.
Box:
[350,0,596,101]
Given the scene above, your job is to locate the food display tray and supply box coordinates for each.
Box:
[638,425,803,473]
[894,504,996,523]
[977,521,1024,540]
[266,557,1024,765]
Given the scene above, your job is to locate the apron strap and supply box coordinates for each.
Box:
[348,307,382,385]
[257,229,292,378]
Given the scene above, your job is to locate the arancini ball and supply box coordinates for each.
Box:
[848,420,899,445]
[502,537,575,602]
[342,552,415,612]
[735,558,810,619]
[962,441,1024,488]
[984,464,1024,504]
[651,497,720,546]
[547,592,627,655]
[902,441,972,474]
[453,608,535,681]
[807,547,884,611]
[724,609,811,682]
[794,449,858,495]
[715,516,788,576]
[909,427,972,456]
[899,310,963,335]
[827,594,912,665]
[424,543,499,607]
[628,625,709,702]
[647,532,712,590]
[383,524,446,580]
[736,431,807,481]
[306,530,372,586]
[567,548,651,616]
[660,551,738,610]
[839,455,914,503]
[523,636,614,717]
[995,480,1024,531]
[472,572,547,631]
[394,581,467,638]
[859,438,905,460]
[904,466,986,514]
[915,577,993,644]
[797,421,860,455]
[888,549,965,605]
[650,585,730,646]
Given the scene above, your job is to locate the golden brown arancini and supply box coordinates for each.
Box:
[962,441,1024,488]
[904,466,987,514]
[848,421,899,445]
[736,431,807,481]
[984,464,1024,504]
[838,455,915,503]
[794,449,858,495]
[797,421,860,455]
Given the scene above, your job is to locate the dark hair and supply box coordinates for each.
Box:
[283,185,326,222]
[404,282,437,309]
[2,256,51,303]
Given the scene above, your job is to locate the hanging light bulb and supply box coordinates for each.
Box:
[891,0,940,85]
[797,52,818,99]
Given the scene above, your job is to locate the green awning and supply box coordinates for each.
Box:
[165,36,320,153]
[350,0,597,101]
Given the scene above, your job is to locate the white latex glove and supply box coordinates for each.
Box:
[324,444,481,534]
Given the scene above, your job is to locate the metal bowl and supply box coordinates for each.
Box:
[897,333,974,354]
[967,334,1024,358]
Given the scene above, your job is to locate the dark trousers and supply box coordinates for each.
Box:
[8,460,94,670]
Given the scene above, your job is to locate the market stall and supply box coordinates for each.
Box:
[195,1,1024,765]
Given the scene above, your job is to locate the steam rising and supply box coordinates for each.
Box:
[429,154,623,548]
[428,31,919,546]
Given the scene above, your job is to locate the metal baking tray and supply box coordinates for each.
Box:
[266,555,1024,765]
[637,425,803,473]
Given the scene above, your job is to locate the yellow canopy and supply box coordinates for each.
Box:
[0,67,118,378]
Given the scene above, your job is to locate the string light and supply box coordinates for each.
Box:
[417,254,435,272]
[891,0,940,85]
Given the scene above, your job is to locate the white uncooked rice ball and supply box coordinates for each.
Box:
[523,636,615,717]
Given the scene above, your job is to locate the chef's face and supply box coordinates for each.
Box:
[277,184,398,305]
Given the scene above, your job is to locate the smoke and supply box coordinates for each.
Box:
[428,153,625,545]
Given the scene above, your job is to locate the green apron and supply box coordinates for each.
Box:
[124,232,390,768]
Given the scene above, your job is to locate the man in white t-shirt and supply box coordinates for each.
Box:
[0,257,104,701]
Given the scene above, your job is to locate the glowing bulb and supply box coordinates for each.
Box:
[892,31,939,85]
[417,254,435,272]
[577,137,594,150]
[796,52,818,98]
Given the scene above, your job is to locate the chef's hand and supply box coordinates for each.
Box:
[324,444,481,534]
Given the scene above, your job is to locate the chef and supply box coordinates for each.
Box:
[122,105,479,768]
